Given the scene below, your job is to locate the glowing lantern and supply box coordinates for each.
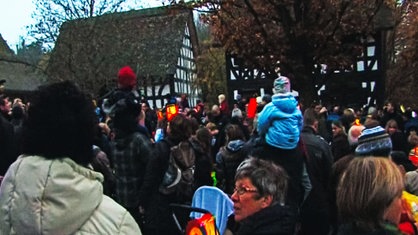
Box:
[186,213,218,235]
[157,110,164,120]
[166,104,178,121]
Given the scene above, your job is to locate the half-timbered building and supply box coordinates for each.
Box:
[227,33,386,108]
[47,6,199,109]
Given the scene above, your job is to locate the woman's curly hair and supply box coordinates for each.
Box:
[22,81,96,166]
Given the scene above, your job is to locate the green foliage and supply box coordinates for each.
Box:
[16,39,45,66]
[194,13,227,104]
[195,14,211,42]
[195,41,227,104]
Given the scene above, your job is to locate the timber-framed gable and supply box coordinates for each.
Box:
[47,6,199,109]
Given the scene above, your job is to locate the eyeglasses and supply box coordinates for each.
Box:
[233,186,258,196]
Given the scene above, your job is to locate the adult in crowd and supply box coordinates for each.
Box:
[329,121,393,234]
[404,108,418,138]
[235,94,247,112]
[330,120,350,162]
[405,132,418,195]
[208,104,230,161]
[230,107,250,141]
[138,114,195,234]
[190,126,214,190]
[110,92,153,224]
[389,151,418,235]
[0,81,141,234]
[355,125,393,157]
[340,108,356,135]
[92,124,116,197]
[0,94,12,121]
[329,122,364,234]
[385,119,408,154]
[141,100,157,137]
[381,100,405,132]
[216,124,248,195]
[191,99,206,125]
[0,94,16,177]
[299,111,333,235]
[10,101,25,132]
[327,105,341,123]
[347,123,366,152]
[408,131,418,167]
[337,157,404,235]
[154,116,168,143]
[254,94,272,113]
[218,93,230,117]
[179,93,190,111]
[214,106,250,163]
[231,157,297,235]
[311,102,331,142]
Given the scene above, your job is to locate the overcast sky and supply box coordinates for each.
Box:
[0,0,164,51]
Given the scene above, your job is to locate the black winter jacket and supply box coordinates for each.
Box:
[236,203,298,235]
[251,141,305,208]
[300,126,333,213]
[215,139,247,195]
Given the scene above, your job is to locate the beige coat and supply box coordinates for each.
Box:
[0,155,142,235]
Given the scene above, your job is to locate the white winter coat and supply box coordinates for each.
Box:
[0,155,142,235]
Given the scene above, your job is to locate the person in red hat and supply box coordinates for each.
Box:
[101,66,141,115]
[117,66,137,91]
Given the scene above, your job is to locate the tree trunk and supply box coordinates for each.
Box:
[284,59,318,109]
[294,71,317,109]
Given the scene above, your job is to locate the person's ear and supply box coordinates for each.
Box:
[260,195,273,209]
[398,165,406,176]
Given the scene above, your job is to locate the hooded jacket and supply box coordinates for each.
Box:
[0,155,141,235]
[257,94,303,149]
[216,139,247,195]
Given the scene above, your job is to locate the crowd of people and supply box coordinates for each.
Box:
[1,66,418,235]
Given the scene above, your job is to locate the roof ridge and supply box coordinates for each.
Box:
[65,5,191,26]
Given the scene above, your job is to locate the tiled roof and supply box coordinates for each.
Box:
[0,34,14,56]
[47,6,195,95]
[0,34,46,92]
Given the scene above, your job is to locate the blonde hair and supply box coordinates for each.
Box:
[218,94,226,103]
[337,157,404,231]
[205,122,217,131]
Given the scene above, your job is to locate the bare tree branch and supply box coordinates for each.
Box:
[28,0,143,49]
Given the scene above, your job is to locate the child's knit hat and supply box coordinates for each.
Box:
[273,76,291,94]
[118,66,137,89]
[355,126,392,156]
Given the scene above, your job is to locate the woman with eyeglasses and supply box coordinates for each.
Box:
[231,157,298,235]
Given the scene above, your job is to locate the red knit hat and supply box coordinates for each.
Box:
[117,66,137,89]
